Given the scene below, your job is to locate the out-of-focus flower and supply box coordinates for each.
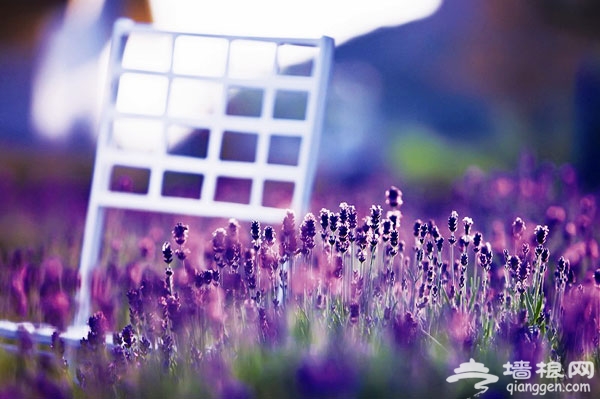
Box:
[172,223,189,246]
[385,185,403,208]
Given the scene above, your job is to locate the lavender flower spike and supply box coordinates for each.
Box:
[172,222,189,246]
[162,242,173,265]
[385,185,403,208]
[534,225,550,246]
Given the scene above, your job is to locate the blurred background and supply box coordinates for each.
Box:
[1,0,600,248]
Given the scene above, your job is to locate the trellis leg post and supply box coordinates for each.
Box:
[74,204,105,327]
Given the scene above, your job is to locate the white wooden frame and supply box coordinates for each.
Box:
[73,19,333,326]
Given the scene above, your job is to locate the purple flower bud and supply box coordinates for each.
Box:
[212,269,220,284]
[278,214,298,260]
[369,205,382,232]
[251,220,261,241]
[328,212,339,233]
[419,223,428,239]
[203,270,213,284]
[413,219,422,238]
[541,247,550,263]
[463,217,473,236]
[83,311,107,348]
[349,303,360,324]
[263,226,275,246]
[472,232,482,250]
[346,204,357,230]
[385,186,403,208]
[339,202,350,225]
[508,255,520,273]
[459,235,470,252]
[522,242,530,257]
[594,268,600,286]
[382,219,392,241]
[534,225,549,245]
[212,228,226,253]
[319,208,330,232]
[300,213,317,254]
[436,237,444,252]
[194,272,205,287]
[425,241,434,255]
[172,223,189,246]
[448,211,459,233]
[429,224,441,240]
[518,261,530,281]
[512,217,526,238]
[391,231,400,248]
[162,242,173,264]
[121,324,135,348]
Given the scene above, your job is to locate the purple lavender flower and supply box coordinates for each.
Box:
[251,221,262,253]
[448,211,459,234]
[381,219,392,242]
[319,208,330,240]
[225,219,242,270]
[534,225,550,245]
[335,224,349,253]
[212,228,227,268]
[385,185,403,208]
[391,230,400,249]
[346,204,357,229]
[263,226,275,246]
[244,249,255,276]
[280,210,298,258]
[81,311,108,350]
[508,255,520,278]
[458,235,470,252]
[349,302,360,324]
[435,237,444,252]
[300,213,317,254]
[540,247,550,263]
[419,223,428,241]
[212,268,220,285]
[213,228,226,254]
[127,288,143,327]
[512,217,526,238]
[172,222,189,246]
[121,324,136,348]
[162,242,173,264]
[463,217,474,235]
[472,232,482,251]
[369,205,382,233]
[203,269,213,285]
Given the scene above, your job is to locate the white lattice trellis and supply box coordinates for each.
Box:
[73,19,334,326]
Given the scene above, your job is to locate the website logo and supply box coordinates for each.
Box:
[447,358,594,397]
[446,358,499,397]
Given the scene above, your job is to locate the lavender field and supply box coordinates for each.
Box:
[0,149,599,399]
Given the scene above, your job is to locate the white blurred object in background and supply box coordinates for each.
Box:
[30,0,441,142]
